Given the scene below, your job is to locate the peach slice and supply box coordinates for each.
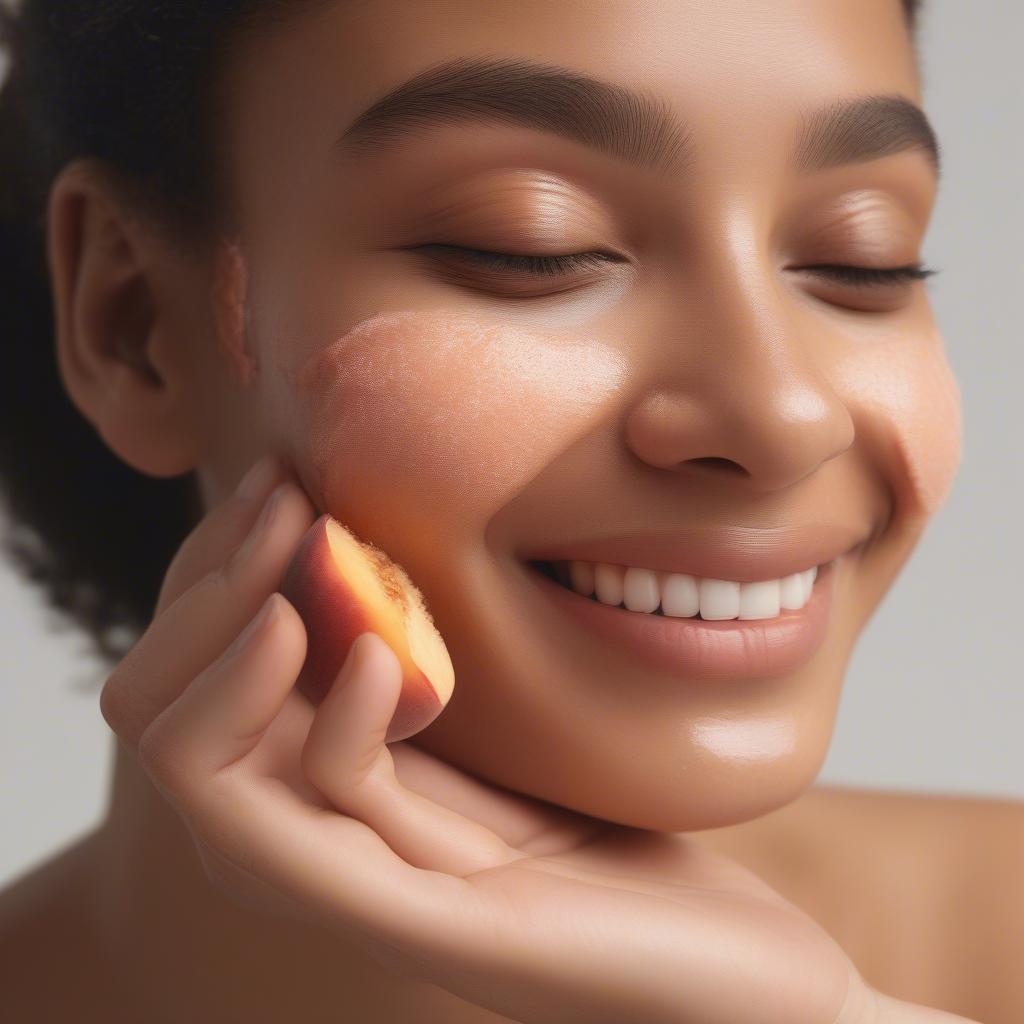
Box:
[279,514,454,743]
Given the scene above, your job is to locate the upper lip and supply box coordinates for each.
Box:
[523,522,868,583]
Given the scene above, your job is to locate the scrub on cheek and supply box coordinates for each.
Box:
[836,326,963,524]
[290,309,628,550]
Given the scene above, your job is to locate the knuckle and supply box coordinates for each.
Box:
[98,673,125,734]
[98,646,144,737]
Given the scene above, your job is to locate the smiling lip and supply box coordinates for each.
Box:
[529,556,838,680]
[521,522,866,582]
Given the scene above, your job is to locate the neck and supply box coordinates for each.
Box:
[89,739,505,1023]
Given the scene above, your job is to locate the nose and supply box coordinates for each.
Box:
[624,248,855,494]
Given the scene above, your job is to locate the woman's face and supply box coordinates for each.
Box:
[204,0,961,831]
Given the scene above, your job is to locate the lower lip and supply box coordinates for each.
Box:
[528,560,837,681]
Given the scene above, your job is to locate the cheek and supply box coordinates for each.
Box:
[835,328,963,522]
[288,310,626,544]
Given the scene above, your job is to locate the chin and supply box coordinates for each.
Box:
[417,691,838,836]
[565,753,828,834]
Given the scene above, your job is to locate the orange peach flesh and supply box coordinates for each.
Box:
[279,514,455,743]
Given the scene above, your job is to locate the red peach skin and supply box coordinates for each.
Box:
[279,514,454,743]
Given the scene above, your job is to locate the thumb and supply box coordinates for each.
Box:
[300,632,524,877]
[303,631,404,790]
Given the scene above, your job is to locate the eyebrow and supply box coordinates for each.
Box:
[336,54,692,176]
[335,54,940,181]
[796,94,940,178]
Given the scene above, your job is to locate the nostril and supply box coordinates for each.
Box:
[687,456,748,475]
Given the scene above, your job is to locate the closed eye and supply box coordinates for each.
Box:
[413,244,938,288]
[412,244,626,277]
[791,263,938,286]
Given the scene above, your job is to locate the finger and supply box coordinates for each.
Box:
[135,605,498,974]
[301,631,527,877]
[102,477,317,747]
[157,452,287,616]
[176,737,501,984]
[138,591,305,782]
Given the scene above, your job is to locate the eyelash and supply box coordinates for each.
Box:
[420,244,938,287]
[797,263,938,286]
[420,244,618,277]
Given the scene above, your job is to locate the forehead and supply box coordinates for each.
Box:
[221,0,921,223]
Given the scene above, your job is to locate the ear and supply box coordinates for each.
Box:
[47,158,215,477]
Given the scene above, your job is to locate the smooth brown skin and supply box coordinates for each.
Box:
[1,0,1021,1021]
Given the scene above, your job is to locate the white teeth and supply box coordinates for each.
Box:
[569,559,596,597]
[699,578,741,620]
[800,566,816,602]
[623,567,661,613]
[738,579,781,620]
[659,571,700,617]
[779,572,805,610]
[562,558,821,619]
[594,562,625,606]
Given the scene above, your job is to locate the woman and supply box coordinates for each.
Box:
[0,1,1018,1021]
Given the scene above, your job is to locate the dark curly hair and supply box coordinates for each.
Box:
[0,0,925,671]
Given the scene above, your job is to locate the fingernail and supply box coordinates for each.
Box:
[225,593,279,661]
[225,483,289,575]
[340,632,374,681]
[252,483,288,535]
[235,455,278,501]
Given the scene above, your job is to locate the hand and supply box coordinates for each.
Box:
[100,452,873,1024]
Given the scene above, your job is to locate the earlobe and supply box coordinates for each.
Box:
[46,159,202,477]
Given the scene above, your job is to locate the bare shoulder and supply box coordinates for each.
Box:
[782,784,1023,1023]
[0,830,128,1021]
[693,783,1021,1019]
